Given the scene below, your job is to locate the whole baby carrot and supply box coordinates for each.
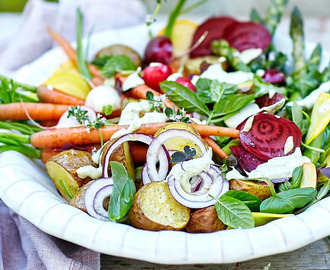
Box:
[30,123,239,148]
[37,85,85,105]
[0,103,70,121]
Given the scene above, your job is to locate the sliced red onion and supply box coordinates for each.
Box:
[167,164,228,209]
[84,178,113,221]
[141,163,151,185]
[102,133,169,178]
[146,129,207,182]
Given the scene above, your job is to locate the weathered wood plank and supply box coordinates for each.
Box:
[101,238,330,270]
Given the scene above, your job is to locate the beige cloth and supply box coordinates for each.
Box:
[0,0,146,73]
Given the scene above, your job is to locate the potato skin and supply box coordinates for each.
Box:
[186,206,227,233]
[229,179,271,200]
[69,180,94,212]
[129,182,190,231]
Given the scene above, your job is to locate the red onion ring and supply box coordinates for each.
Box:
[146,129,207,182]
[102,133,169,178]
[84,178,113,221]
[167,164,228,209]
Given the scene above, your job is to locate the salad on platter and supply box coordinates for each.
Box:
[0,0,329,233]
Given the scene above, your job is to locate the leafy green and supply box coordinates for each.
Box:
[195,78,238,104]
[321,63,330,82]
[213,194,255,229]
[102,55,136,78]
[290,166,304,189]
[160,81,210,115]
[260,187,317,214]
[102,105,113,116]
[209,79,225,103]
[292,102,303,130]
[225,190,262,212]
[250,50,288,73]
[91,55,111,68]
[308,44,322,71]
[76,8,92,80]
[213,94,255,116]
[250,8,264,24]
[108,161,136,222]
[254,76,287,97]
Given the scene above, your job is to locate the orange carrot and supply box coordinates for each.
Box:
[91,77,106,87]
[0,103,70,121]
[47,27,102,78]
[203,136,229,159]
[37,85,85,105]
[130,143,148,163]
[30,123,239,148]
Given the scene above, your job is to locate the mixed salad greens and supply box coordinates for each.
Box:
[0,0,329,232]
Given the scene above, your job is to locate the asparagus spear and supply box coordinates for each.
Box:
[264,0,288,36]
[290,7,306,76]
[321,63,330,82]
[211,40,251,72]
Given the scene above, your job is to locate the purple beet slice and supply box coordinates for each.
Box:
[190,16,237,58]
[255,93,285,108]
[230,145,265,172]
[237,113,302,161]
[262,69,286,84]
[223,22,272,51]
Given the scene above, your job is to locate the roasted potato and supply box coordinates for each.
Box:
[186,206,227,233]
[129,182,191,231]
[100,139,135,180]
[45,149,93,201]
[95,44,142,67]
[229,179,271,200]
[184,56,227,75]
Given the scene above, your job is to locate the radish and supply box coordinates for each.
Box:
[237,113,302,161]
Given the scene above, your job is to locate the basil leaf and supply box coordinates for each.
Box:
[160,81,210,115]
[210,79,225,103]
[102,55,136,78]
[213,94,255,116]
[225,190,262,212]
[289,166,303,189]
[214,194,254,229]
[196,78,238,104]
[108,161,136,222]
[171,151,188,163]
[260,187,317,214]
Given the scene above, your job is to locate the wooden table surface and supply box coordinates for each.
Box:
[101,238,330,270]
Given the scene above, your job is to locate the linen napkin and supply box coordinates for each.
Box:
[0,200,100,270]
[0,0,147,74]
[0,0,146,269]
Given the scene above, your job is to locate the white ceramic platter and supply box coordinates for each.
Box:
[1,24,330,264]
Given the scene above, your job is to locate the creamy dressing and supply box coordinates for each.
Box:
[76,165,102,179]
[167,148,214,193]
[166,72,182,81]
[287,81,330,109]
[263,98,285,114]
[192,63,254,86]
[111,100,167,139]
[56,106,96,129]
[122,67,144,91]
[85,85,121,113]
[225,103,260,128]
[226,148,310,180]
[239,48,263,64]
[256,69,266,77]
[149,62,162,67]
[242,115,254,132]
[284,136,294,155]
[268,90,276,99]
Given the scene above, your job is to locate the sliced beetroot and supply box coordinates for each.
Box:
[230,145,265,172]
[255,92,285,108]
[237,113,302,161]
[190,16,237,58]
[262,69,286,84]
[223,22,272,51]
